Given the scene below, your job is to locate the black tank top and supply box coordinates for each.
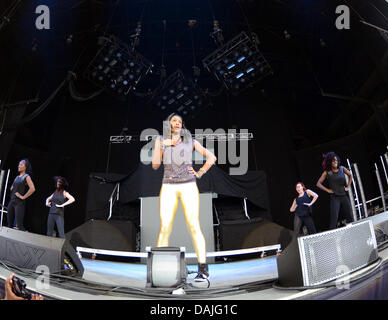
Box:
[327,166,346,196]
[49,191,66,215]
[295,191,311,217]
[10,174,29,203]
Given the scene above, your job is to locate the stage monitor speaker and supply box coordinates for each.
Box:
[218,218,293,251]
[66,219,137,252]
[0,227,84,277]
[277,220,378,287]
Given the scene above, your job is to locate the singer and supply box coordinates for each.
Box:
[152,113,217,281]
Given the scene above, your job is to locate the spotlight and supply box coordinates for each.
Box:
[150,69,208,117]
[237,56,246,63]
[85,35,153,100]
[202,31,272,94]
[146,247,187,288]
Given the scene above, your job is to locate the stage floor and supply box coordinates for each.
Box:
[1,247,387,300]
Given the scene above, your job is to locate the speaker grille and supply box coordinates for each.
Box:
[298,220,378,286]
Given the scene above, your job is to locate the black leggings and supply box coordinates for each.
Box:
[7,200,25,231]
[329,195,354,229]
[47,214,65,238]
[293,214,317,238]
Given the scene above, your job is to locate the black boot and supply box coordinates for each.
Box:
[195,263,209,281]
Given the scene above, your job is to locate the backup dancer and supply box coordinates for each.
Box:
[152,113,217,281]
[316,152,354,229]
[289,182,318,238]
[7,159,35,231]
[45,176,75,238]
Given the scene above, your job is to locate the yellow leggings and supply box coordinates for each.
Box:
[157,181,207,264]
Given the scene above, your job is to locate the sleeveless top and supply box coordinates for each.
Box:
[160,136,196,184]
[10,174,29,203]
[327,166,346,196]
[49,191,67,215]
[295,191,312,217]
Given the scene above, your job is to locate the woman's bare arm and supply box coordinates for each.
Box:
[152,138,164,170]
[305,189,319,206]
[316,171,333,194]
[189,140,217,178]
[290,198,297,212]
[56,191,75,208]
[343,167,353,190]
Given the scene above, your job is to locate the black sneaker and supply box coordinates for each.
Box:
[194,263,209,281]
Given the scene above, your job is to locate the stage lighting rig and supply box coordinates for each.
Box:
[150,69,207,117]
[84,34,154,100]
[202,31,273,94]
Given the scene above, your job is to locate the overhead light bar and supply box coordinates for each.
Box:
[84,35,154,101]
[202,31,273,94]
[150,69,208,117]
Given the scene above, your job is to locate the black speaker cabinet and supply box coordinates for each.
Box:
[66,219,137,252]
[277,220,378,287]
[218,218,293,251]
[0,227,84,277]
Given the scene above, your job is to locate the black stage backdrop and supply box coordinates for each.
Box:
[86,164,271,223]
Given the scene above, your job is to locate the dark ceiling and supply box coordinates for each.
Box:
[0,0,387,149]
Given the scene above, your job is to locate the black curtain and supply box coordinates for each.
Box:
[85,163,271,221]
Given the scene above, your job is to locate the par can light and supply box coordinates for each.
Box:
[146,247,187,288]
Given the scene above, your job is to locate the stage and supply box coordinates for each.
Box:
[1,211,388,300]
